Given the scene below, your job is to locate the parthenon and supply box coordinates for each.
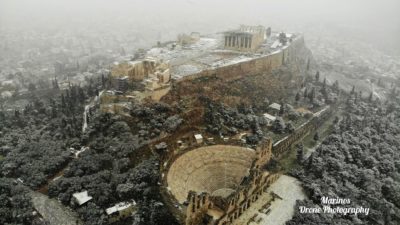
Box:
[223,25,267,52]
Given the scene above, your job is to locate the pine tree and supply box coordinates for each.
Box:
[296,143,304,162]
[309,88,315,103]
[333,80,340,92]
[279,102,284,115]
[51,107,57,118]
[61,94,66,108]
[295,92,301,102]
[350,85,355,95]
[313,132,319,141]
[52,77,59,90]
[307,153,313,169]
[14,109,20,118]
[101,74,106,88]
[315,71,320,82]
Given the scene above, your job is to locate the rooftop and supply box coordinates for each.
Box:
[194,134,203,140]
[72,191,93,206]
[105,201,136,215]
[263,113,277,121]
[269,103,281,111]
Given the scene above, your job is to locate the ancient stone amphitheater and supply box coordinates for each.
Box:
[167,145,256,203]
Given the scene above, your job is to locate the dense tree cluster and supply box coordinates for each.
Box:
[0,85,94,188]
[203,100,267,144]
[49,154,177,225]
[129,102,183,139]
[48,111,178,225]
[0,178,36,225]
[288,97,400,225]
[296,74,339,108]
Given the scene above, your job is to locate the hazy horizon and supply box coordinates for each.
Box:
[1,0,400,55]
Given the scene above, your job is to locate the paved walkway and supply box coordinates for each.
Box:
[260,175,306,225]
[30,191,83,225]
[234,175,306,225]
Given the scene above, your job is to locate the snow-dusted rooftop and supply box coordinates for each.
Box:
[106,201,136,215]
[72,190,93,205]
[263,113,277,121]
[269,103,281,111]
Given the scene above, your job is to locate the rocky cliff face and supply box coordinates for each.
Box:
[162,36,314,111]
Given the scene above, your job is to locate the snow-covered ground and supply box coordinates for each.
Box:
[259,175,306,225]
[233,175,306,225]
[146,33,294,79]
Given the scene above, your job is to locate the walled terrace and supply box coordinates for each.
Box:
[146,30,302,80]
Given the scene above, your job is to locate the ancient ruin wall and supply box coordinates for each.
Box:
[176,36,307,83]
[273,106,334,158]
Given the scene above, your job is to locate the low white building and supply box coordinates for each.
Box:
[194,134,203,144]
[72,190,93,206]
[263,113,277,125]
[269,103,281,111]
[106,201,137,223]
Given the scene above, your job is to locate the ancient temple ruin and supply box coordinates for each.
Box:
[223,25,267,52]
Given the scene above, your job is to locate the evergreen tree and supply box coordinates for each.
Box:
[101,74,106,88]
[309,88,315,103]
[52,77,59,90]
[51,107,57,118]
[333,80,340,92]
[279,102,284,115]
[296,143,304,162]
[295,92,301,102]
[61,94,66,109]
[286,122,295,133]
[14,109,20,118]
[313,132,320,141]
[273,117,286,134]
[28,83,36,92]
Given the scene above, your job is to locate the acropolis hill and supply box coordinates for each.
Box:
[101,25,319,225]
[3,2,399,224]
[101,25,311,114]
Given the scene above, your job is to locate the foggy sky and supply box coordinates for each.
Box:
[1,0,400,54]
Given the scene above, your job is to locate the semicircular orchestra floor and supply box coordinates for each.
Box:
[167,145,256,203]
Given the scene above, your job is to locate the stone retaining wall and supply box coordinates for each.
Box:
[176,36,307,83]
